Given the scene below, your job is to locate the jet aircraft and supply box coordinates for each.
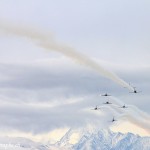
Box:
[101,93,111,96]
[91,106,101,110]
[119,104,128,108]
[103,101,112,104]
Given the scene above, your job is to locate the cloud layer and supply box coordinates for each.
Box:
[0,60,149,134]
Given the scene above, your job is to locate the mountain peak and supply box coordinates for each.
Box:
[49,128,150,150]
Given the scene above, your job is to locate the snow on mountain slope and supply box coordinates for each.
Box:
[0,136,49,150]
[0,129,149,150]
[50,128,150,150]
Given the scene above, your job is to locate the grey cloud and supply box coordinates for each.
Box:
[0,97,108,134]
[0,61,149,134]
[0,61,149,100]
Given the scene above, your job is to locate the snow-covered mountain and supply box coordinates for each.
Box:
[0,136,49,150]
[0,129,150,150]
[50,128,150,150]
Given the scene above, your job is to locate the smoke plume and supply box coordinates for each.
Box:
[0,21,134,91]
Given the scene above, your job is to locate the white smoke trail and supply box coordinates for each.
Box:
[0,21,134,91]
[104,105,150,134]
[121,113,150,134]
[110,96,150,120]
[128,105,150,120]
[105,96,150,134]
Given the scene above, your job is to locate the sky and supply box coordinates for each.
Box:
[0,0,150,142]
